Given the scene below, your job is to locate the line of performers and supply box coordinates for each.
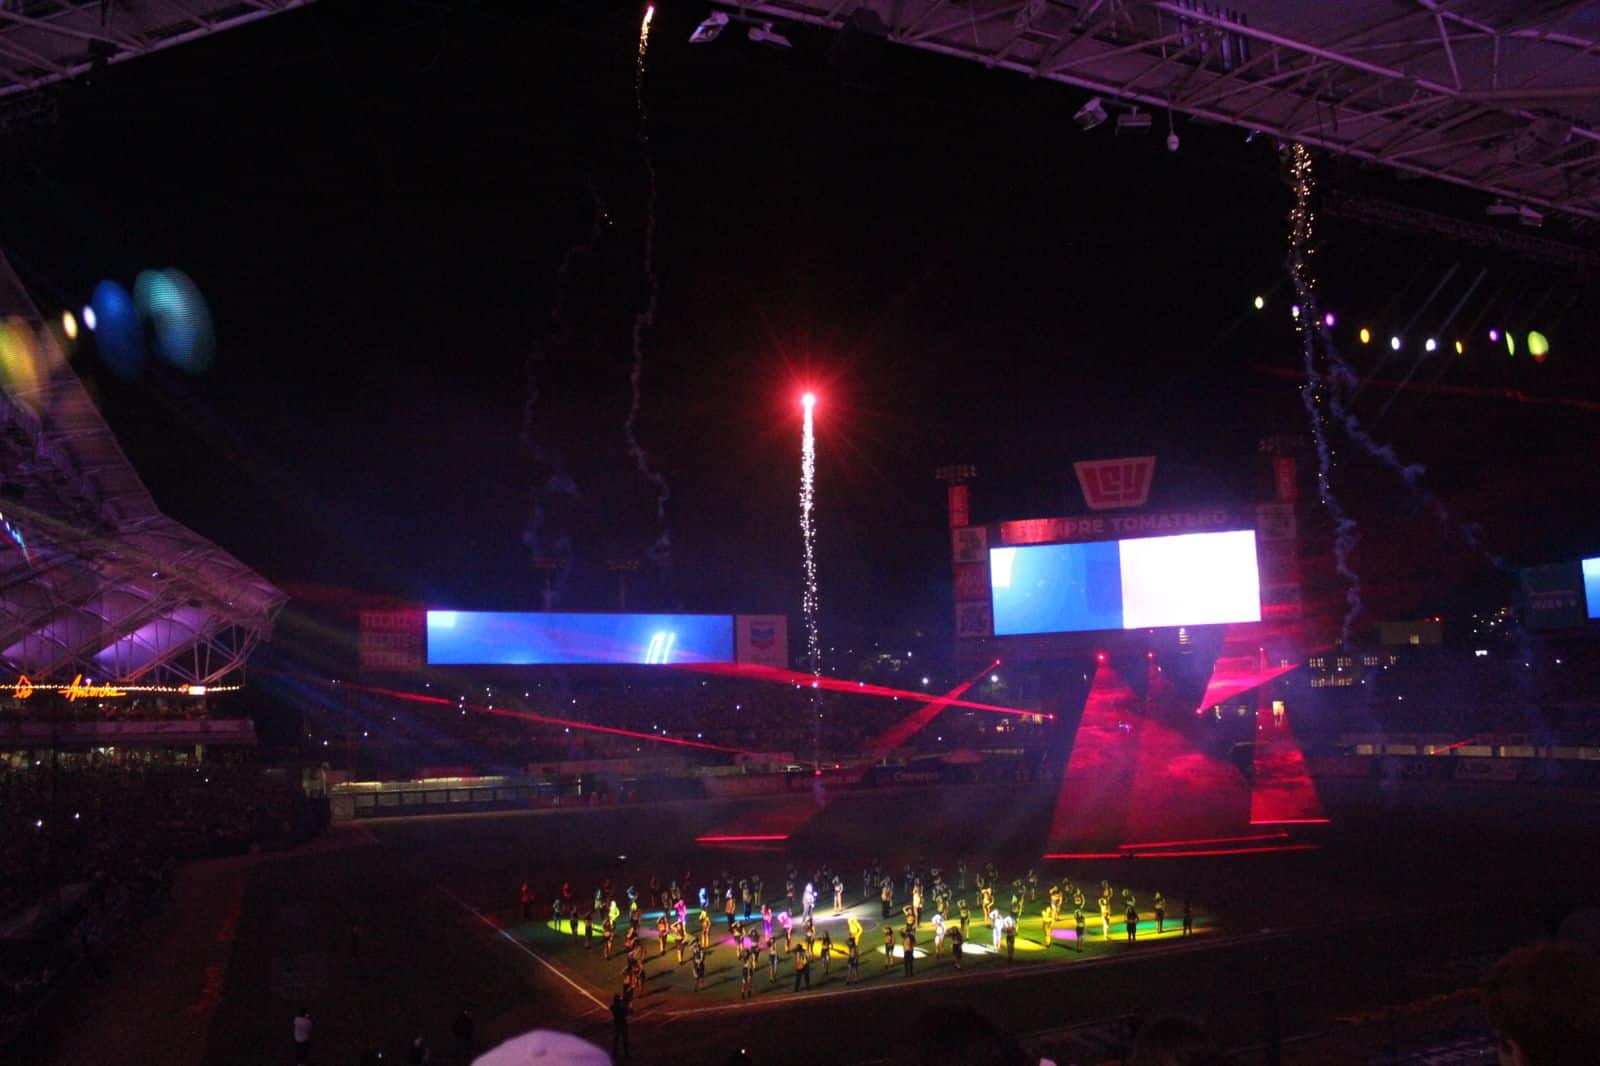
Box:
[530,864,1195,1002]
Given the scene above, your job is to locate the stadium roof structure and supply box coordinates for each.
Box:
[717,1,1600,223]
[0,251,285,687]
[0,0,315,102]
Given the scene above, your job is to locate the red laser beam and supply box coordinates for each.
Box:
[1117,832,1289,851]
[1131,844,1317,858]
[694,834,790,843]
[677,662,1041,717]
[1249,818,1331,826]
[348,683,754,754]
[861,661,1000,759]
[1044,843,1316,860]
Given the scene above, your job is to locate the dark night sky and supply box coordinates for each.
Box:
[1,1,1596,655]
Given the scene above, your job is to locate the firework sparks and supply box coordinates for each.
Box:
[627,1,671,572]
[800,393,821,682]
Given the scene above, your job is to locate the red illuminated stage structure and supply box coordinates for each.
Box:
[942,449,1328,856]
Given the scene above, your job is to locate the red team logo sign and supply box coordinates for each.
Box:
[1074,456,1156,510]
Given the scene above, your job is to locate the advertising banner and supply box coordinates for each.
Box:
[947,484,970,529]
[1074,456,1156,510]
[358,610,425,672]
[735,614,789,669]
[956,601,993,639]
[999,507,1235,546]
[1520,562,1586,630]
[952,526,988,564]
[952,562,991,602]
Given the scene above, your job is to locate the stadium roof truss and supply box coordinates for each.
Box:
[720,1,1600,222]
[0,0,316,102]
[0,252,285,687]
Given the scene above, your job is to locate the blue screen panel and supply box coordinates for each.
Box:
[1585,558,1600,620]
[426,611,734,665]
[989,541,1123,636]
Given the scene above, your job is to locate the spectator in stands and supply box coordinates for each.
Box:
[292,1007,312,1063]
[1482,942,1600,1066]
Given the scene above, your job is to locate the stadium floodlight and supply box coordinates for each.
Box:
[690,11,728,43]
[1073,97,1108,131]
[1115,108,1152,135]
[748,21,792,48]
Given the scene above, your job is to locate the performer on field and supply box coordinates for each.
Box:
[1154,892,1166,934]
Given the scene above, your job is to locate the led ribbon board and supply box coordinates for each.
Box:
[425,611,735,665]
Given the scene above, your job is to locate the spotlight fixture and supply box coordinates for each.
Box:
[1073,96,1108,131]
[1115,107,1152,135]
[1424,338,1437,352]
[1454,340,1464,354]
[1253,295,1265,310]
[1359,328,1371,344]
[1528,331,1549,359]
[1323,311,1336,328]
[1488,328,1501,342]
[82,306,96,331]
[748,21,792,48]
[689,11,728,43]
[1390,336,1401,351]
[1290,304,1300,318]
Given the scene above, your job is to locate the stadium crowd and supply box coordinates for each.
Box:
[320,678,1042,776]
[0,761,322,1039]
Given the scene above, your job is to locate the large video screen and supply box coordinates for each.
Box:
[990,529,1261,635]
[1585,557,1600,620]
[426,611,735,665]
